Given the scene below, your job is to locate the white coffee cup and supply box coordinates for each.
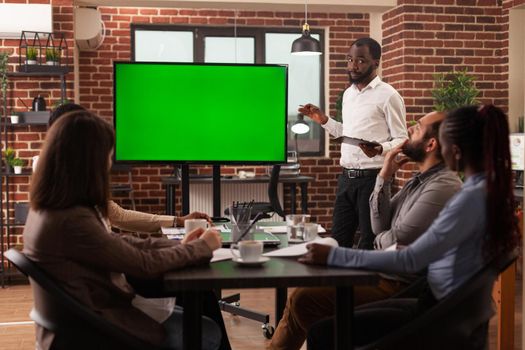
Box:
[10,115,19,124]
[184,219,209,233]
[231,240,263,262]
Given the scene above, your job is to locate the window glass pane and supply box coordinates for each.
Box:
[265,33,322,154]
[205,37,254,63]
[135,30,193,62]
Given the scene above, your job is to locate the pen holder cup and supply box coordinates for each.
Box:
[229,206,252,226]
[231,222,254,242]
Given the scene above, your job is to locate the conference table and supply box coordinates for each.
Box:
[163,256,379,350]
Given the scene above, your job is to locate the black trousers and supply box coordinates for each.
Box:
[331,174,377,249]
[307,287,440,350]
[307,298,420,349]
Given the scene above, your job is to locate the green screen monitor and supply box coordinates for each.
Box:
[114,62,288,164]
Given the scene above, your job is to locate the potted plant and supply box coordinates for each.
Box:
[45,48,60,66]
[9,111,20,124]
[4,148,24,174]
[11,158,24,174]
[431,70,479,112]
[26,47,38,65]
[4,147,15,173]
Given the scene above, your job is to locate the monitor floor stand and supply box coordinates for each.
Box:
[180,164,275,339]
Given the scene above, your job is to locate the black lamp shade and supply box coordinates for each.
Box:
[291,29,322,56]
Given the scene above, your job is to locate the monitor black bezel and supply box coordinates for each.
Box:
[113,61,289,165]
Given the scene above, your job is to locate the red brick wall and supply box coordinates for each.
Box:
[0,0,75,247]
[78,7,370,228]
[381,0,510,187]
[1,1,520,247]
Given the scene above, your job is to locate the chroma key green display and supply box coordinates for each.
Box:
[114,62,288,164]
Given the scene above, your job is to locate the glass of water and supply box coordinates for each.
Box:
[285,214,311,240]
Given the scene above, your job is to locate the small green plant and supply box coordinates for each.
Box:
[10,158,24,167]
[4,148,15,162]
[26,47,38,61]
[4,148,24,168]
[0,51,9,118]
[431,70,480,112]
[45,48,60,62]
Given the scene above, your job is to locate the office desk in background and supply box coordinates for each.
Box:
[163,257,378,350]
[161,175,315,216]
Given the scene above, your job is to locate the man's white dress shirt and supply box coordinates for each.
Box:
[322,76,407,169]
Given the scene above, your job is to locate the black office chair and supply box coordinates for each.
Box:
[354,248,519,350]
[224,164,285,220]
[219,165,285,338]
[110,164,136,210]
[5,249,168,350]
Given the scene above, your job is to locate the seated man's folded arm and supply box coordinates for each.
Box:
[391,180,460,246]
[369,176,395,235]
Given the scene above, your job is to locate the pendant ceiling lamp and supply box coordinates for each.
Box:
[291,1,322,56]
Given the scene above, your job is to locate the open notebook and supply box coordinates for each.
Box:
[161,226,281,246]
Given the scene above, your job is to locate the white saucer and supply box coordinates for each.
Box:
[232,256,269,266]
[288,238,305,244]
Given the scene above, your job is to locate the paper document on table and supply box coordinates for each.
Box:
[385,243,397,251]
[161,227,184,240]
[261,224,326,234]
[263,237,338,257]
[162,225,230,239]
[211,248,234,263]
[342,136,380,147]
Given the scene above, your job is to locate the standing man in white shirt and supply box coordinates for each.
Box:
[299,37,407,249]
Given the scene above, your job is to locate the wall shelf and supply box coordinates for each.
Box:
[1,68,66,286]
[17,65,69,74]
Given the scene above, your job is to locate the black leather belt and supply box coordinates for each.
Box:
[342,168,380,178]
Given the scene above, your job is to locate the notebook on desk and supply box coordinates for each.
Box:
[220,230,281,246]
[162,226,281,246]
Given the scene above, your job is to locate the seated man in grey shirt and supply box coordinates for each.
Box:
[268,111,462,350]
[371,112,462,250]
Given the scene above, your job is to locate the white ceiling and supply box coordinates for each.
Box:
[73,0,396,13]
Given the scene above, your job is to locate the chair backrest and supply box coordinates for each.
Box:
[5,249,165,350]
[110,164,136,210]
[110,164,134,186]
[268,164,285,218]
[358,248,519,350]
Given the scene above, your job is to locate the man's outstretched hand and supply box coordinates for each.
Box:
[298,104,329,125]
